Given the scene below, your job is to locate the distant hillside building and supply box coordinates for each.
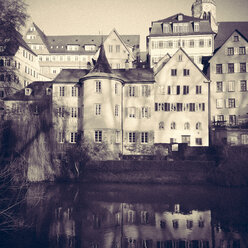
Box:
[23,23,140,79]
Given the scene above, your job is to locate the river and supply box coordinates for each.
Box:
[1,183,248,247]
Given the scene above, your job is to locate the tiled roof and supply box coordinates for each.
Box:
[54,69,89,83]
[214,22,248,50]
[155,13,202,23]
[45,34,139,54]
[4,81,52,101]
[149,13,214,37]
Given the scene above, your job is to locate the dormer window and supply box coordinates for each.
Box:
[178,14,183,21]
[67,45,80,51]
[46,88,52,95]
[84,45,96,51]
[163,24,170,33]
[25,88,32,96]
[194,22,199,32]
[0,46,5,52]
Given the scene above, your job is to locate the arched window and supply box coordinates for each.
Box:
[0,59,4,66]
[184,122,190,130]
[203,12,207,19]
[196,122,202,130]
[208,12,211,19]
[171,122,176,130]
[159,121,164,130]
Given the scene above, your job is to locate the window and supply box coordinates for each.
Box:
[141,85,150,97]
[70,132,77,143]
[128,86,136,97]
[198,220,204,228]
[216,81,223,92]
[95,131,102,143]
[109,45,113,53]
[128,107,136,118]
[239,47,246,55]
[184,122,190,130]
[159,121,164,130]
[0,90,4,98]
[182,135,190,145]
[196,138,202,145]
[141,211,149,224]
[116,45,120,53]
[172,220,179,229]
[128,132,136,143]
[71,107,79,117]
[171,122,176,130]
[115,105,119,117]
[128,210,135,223]
[240,63,246,73]
[178,54,183,62]
[217,115,224,122]
[196,85,202,94]
[168,86,180,95]
[71,87,78,96]
[141,107,150,118]
[194,23,199,32]
[170,138,177,143]
[216,99,223,109]
[228,98,235,108]
[196,122,202,130]
[241,134,248,145]
[228,81,235,92]
[234,35,239,42]
[199,39,204,47]
[183,85,189,95]
[160,220,166,229]
[141,132,148,143]
[240,80,247,92]
[59,86,65,97]
[216,64,222,74]
[58,132,65,143]
[183,69,190,76]
[171,69,177,76]
[116,131,121,143]
[227,47,234,55]
[58,107,65,117]
[95,104,101,115]
[186,220,193,229]
[189,40,194,48]
[229,115,237,126]
[96,81,102,93]
[228,63,234,73]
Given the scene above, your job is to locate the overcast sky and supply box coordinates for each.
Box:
[24,0,248,51]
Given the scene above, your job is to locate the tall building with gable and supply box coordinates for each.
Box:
[23,23,140,80]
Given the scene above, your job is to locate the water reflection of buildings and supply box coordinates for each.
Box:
[25,185,246,248]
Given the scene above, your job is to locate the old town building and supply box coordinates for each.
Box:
[23,23,140,80]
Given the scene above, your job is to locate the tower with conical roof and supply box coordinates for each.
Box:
[192,0,218,33]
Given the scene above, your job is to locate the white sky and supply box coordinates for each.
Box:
[24,0,248,51]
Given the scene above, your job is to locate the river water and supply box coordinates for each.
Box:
[1,183,248,247]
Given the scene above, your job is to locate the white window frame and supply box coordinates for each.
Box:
[141,132,148,144]
[95,130,102,143]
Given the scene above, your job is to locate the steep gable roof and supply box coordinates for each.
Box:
[155,13,202,23]
[214,22,248,50]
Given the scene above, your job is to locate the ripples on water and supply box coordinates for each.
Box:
[1,183,248,248]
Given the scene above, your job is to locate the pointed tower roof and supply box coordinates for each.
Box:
[91,44,112,73]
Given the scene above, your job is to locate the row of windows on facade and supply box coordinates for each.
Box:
[125,239,210,248]
[22,49,35,62]
[216,63,247,74]
[158,85,202,95]
[151,38,212,49]
[216,80,248,92]
[214,115,239,126]
[216,98,236,109]
[58,86,80,97]
[24,66,38,78]
[155,102,205,112]
[158,121,203,130]
[160,21,201,34]
[0,58,20,69]
[38,54,91,62]
[226,46,247,56]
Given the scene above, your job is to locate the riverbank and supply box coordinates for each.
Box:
[80,160,215,185]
